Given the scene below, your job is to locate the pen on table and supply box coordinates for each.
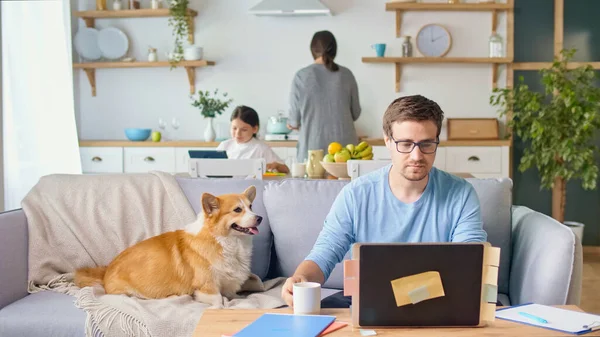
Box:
[518,312,549,324]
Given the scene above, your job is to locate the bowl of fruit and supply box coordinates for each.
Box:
[320,141,373,180]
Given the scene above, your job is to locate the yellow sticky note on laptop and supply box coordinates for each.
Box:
[390,271,445,307]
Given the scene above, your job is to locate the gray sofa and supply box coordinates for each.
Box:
[0,176,582,336]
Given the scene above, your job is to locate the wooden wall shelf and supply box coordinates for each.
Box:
[362,57,512,91]
[385,2,512,11]
[362,57,512,64]
[74,60,215,96]
[365,1,514,92]
[74,9,197,44]
[74,8,197,19]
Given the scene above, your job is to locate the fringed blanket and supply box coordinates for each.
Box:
[22,171,285,337]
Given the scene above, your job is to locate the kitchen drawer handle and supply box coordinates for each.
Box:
[468,156,480,162]
[91,156,102,162]
[144,156,155,162]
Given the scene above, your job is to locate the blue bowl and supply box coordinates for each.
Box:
[125,128,151,141]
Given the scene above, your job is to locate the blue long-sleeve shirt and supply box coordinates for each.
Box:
[305,165,488,282]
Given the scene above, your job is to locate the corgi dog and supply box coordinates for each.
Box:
[74,186,262,303]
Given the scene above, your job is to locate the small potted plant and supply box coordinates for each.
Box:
[190,89,233,142]
[490,48,600,242]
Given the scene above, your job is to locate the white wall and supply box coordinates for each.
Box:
[74,0,508,141]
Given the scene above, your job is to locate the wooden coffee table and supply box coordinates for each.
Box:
[193,306,600,337]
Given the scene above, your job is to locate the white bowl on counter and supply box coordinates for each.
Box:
[184,45,203,61]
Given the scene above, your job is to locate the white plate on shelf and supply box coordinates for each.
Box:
[74,27,102,61]
[97,27,129,60]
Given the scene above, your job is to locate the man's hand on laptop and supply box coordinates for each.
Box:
[281,275,308,307]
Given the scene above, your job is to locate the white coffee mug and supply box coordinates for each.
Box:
[291,162,306,178]
[293,282,321,315]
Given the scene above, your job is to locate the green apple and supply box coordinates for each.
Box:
[334,149,351,163]
[151,131,162,142]
[324,154,335,163]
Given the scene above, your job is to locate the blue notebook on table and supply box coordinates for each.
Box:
[233,313,336,337]
[496,303,600,335]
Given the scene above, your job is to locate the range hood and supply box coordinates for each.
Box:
[249,0,332,16]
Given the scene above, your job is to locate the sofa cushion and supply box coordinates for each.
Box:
[466,178,512,295]
[0,291,85,337]
[176,177,272,280]
[264,179,349,289]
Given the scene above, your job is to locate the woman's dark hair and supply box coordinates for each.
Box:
[230,105,260,138]
[310,30,339,72]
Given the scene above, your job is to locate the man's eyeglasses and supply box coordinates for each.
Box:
[391,136,439,154]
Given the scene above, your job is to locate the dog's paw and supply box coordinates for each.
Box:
[193,291,224,308]
[240,273,264,292]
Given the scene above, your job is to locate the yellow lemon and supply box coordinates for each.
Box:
[328,142,343,155]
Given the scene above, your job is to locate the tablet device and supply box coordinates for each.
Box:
[344,242,500,328]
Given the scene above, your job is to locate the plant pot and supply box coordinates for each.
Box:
[204,117,216,142]
[564,221,585,243]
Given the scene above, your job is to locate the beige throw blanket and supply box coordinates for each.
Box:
[22,171,286,337]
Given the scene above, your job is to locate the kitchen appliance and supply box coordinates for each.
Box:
[265,111,299,141]
[249,0,332,16]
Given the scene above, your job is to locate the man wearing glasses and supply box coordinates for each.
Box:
[281,95,487,308]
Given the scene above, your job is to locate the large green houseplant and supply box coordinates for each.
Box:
[490,49,600,236]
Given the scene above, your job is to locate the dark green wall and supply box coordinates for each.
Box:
[513,0,600,245]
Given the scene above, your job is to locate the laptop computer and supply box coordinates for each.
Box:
[344,242,500,328]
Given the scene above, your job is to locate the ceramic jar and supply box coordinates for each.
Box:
[306,149,325,179]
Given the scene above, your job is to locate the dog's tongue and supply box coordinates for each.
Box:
[249,227,259,235]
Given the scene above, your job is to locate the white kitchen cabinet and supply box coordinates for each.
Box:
[80,147,123,173]
[271,147,290,162]
[80,144,510,179]
[372,145,390,160]
[175,147,216,173]
[271,147,298,163]
[445,147,503,176]
[433,147,446,170]
[124,148,176,173]
[366,145,509,179]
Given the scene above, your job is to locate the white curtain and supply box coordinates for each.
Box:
[1,0,82,211]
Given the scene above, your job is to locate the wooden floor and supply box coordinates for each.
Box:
[581,247,600,314]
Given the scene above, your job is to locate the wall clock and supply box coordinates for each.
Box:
[416,24,452,57]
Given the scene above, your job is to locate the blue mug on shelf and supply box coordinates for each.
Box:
[372,43,386,57]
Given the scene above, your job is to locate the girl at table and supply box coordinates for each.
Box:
[216,105,290,174]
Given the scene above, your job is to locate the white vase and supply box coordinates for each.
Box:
[564,221,585,244]
[204,117,216,142]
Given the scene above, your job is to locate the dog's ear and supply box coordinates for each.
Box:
[201,193,220,216]
[243,186,256,203]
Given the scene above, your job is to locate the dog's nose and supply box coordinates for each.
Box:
[256,216,263,225]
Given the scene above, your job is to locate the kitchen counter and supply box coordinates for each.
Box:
[79,139,511,147]
[78,140,298,147]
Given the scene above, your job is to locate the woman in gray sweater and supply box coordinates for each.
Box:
[287,30,362,163]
